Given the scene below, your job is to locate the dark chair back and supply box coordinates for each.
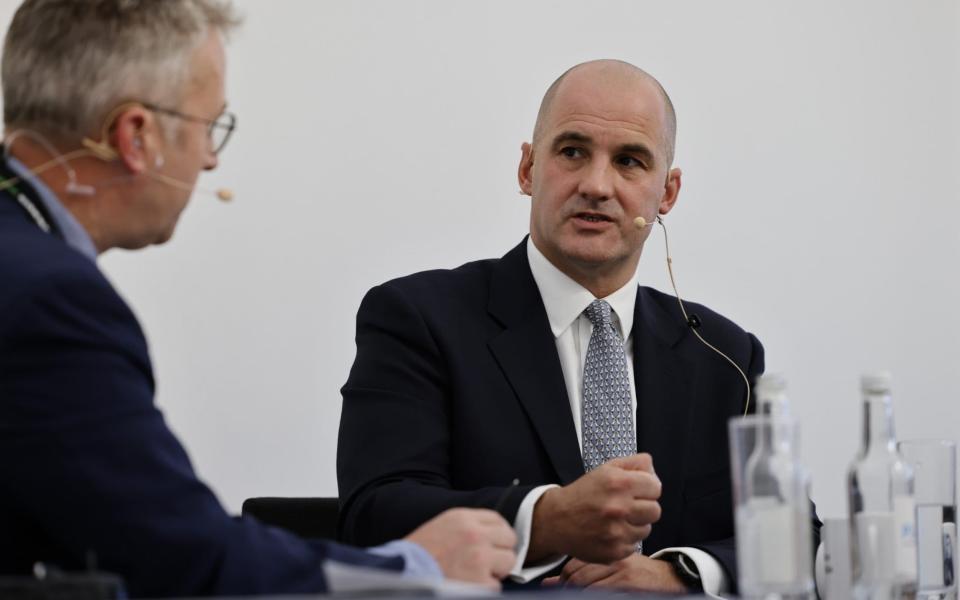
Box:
[241,497,339,541]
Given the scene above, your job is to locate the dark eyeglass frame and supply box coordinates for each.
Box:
[141,102,237,155]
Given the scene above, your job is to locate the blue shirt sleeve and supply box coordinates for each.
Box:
[365,540,444,580]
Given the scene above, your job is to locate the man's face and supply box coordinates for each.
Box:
[519,64,680,287]
[139,31,226,246]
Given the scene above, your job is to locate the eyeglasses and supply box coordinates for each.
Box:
[142,103,237,155]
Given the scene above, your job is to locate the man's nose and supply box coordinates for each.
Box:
[577,160,613,201]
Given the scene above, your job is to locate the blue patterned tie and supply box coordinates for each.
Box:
[581,299,636,471]
[581,299,641,552]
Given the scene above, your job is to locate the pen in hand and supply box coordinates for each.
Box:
[493,478,520,514]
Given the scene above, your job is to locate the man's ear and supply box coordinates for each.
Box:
[658,167,682,215]
[518,141,534,196]
[110,107,154,174]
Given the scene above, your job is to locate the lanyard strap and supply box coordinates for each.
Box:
[14,191,52,233]
[0,170,55,234]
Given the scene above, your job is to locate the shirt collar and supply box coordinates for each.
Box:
[7,155,98,262]
[526,237,640,340]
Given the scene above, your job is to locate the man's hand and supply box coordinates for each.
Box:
[542,554,687,593]
[404,508,517,590]
[528,453,662,564]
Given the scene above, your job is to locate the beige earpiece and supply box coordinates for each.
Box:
[80,101,145,163]
[81,137,119,162]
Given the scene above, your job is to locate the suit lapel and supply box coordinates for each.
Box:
[633,288,694,454]
[487,240,584,485]
[633,288,696,546]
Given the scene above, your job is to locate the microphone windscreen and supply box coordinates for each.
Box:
[216,188,234,202]
[633,216,648,229]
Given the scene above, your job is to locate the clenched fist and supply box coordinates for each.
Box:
[528,453,662,564]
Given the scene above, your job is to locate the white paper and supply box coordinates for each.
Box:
[322,561,498,597]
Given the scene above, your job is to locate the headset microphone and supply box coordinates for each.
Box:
[636,213,753,415]
[82,136,234,202]
[144,170,234,202]
[81,137,121,162]
[3,111,234,202]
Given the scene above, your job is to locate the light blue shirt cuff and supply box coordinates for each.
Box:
[366,540,444,580]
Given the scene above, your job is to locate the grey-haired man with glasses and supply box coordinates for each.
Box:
[0,1,516,597]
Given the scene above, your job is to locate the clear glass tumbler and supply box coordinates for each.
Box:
[898,440,957,600]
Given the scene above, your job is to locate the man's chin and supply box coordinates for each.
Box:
[559,238,630,267]
[154,227,176,245]
[115,226,178,251]
[153,213,187,246]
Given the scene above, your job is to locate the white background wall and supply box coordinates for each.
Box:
[1,0,957,519]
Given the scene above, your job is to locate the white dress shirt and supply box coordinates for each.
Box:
[508,238,728,597]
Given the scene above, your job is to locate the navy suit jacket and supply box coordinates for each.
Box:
[338,239,814,586]
[0,168,403,597]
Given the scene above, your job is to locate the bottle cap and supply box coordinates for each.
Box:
[860,371,892,393]
[754,373,788,395]
[754,374,791,418]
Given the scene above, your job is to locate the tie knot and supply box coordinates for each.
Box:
[584,299,613,327]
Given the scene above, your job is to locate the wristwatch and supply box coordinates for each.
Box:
[659,552,703,591]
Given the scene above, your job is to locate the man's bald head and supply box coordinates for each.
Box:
[532,59,677,167]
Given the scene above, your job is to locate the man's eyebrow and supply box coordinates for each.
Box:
[550,131,592,147]
[619,143,656,165]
